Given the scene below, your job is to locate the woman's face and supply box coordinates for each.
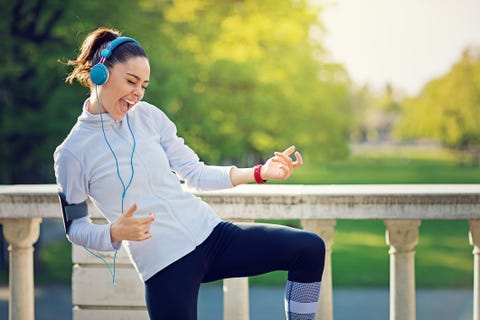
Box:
[90,56,150,121]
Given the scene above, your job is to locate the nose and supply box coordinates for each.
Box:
[133,86,144,100]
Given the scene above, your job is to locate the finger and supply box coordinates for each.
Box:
[146,213,155,224]
[273,160,292,175]
[123,203,137,217]
[274,151,293,163]
[139,213,155,225]
[282,145,296,156]
[292,151,304,167]
[274,152,294,170]
[277,165,292,179]
[279,165,290,175]
[271,156,290,166]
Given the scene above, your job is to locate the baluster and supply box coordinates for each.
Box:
[301,219,336,320]
[1,218,42,320]
[469,220,480,320]
[385,219,421,320]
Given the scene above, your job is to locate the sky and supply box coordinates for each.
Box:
[319,0,480,96]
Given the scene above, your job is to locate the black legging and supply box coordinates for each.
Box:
[145,221,325,320]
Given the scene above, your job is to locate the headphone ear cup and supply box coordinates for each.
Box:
[90,63,109,86]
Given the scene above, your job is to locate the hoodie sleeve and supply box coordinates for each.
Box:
[69,217,121,251]
[54,146,121,251]
[146,104,235,191]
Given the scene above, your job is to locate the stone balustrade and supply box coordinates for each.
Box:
[0,184,479,320]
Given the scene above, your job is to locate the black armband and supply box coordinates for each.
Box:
[58,192,88,234]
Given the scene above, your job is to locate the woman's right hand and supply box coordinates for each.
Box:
[110,203,155,242]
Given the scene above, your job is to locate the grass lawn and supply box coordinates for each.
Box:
[2,145,477,288]
[287,151,480,185]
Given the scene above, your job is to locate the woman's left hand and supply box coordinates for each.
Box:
[261,145,303,181]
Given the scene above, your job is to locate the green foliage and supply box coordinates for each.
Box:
[395,49,480,163]
[0,0,152,183]
[0,0,352,183]
[146,0,352,165]
[36,241,72,283]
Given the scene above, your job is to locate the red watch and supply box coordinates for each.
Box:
[254,164,267,184]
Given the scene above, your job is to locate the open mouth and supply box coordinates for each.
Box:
[120,98,137,113]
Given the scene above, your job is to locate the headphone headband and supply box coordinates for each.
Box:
[101,37,139,59]
[90,36,140,86]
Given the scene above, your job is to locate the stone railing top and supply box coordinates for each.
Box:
[0,184,479,220]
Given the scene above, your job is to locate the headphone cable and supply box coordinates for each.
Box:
[83,85,137,287]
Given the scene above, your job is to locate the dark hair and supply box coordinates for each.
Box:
[66,27,147,87]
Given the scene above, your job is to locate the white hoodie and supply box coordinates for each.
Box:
[54,100,234,281]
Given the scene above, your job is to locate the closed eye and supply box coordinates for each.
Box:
[126,72,149,89]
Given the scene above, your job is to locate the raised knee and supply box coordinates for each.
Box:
[289,231,326,282]
[300,231,326,260]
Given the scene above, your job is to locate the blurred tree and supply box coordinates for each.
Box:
[0,0,68,183]
[0,0,352,184]
[147,0,352,164]
[395,48,480,164]
[0,0,153,183]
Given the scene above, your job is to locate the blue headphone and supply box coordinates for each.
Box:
[90,37,139,86]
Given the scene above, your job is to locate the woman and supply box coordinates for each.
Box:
[54,27,325,320]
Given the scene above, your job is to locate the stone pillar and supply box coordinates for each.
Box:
[301,219,336,320]
[223,277,250,320]
[385,219,421,320]
[1,218,42,320]
[223,219,254,320]
[469,220,480,320]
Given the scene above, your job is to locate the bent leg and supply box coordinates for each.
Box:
[202,222,325,320]
[203,222,325,283]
